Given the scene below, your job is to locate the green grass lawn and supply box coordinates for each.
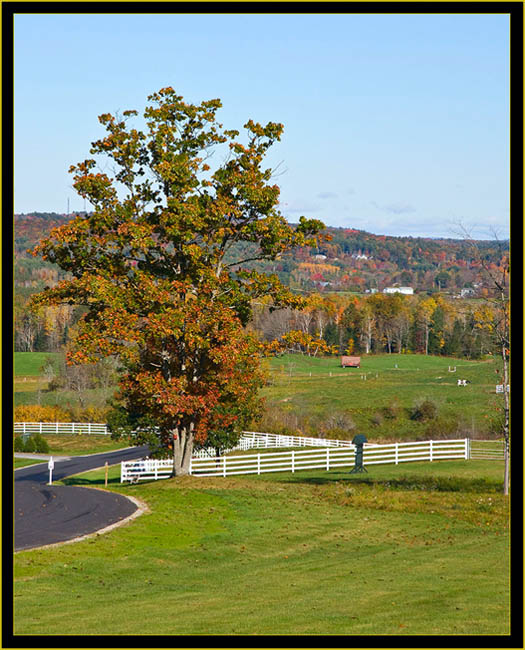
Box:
[14,352,62,377]
[13,435,130,457]
[14,458,47,469]
[43,435,129,456]
[260,353,503,442]
[14,459,509,636]
[13,351,113,408]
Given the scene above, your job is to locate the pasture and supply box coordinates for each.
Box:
[260,353,503,441]
[14,352,62,377]
[14,351,503,443]
[14,460,509,636]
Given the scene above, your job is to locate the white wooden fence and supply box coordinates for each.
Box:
[121,437,469,482]
[14,422,109,436]
[226,431,355,450]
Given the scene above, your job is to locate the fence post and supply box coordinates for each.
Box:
[40,422,42,435]
[395,442,399,465]
[429,440,433,462]
[257,453,261,475]
[292,450,295,473]
[465,438,469,460]
[326,447,330,471]
[56,422,59,434]
[223,455,227,477]
[88,422,91,435]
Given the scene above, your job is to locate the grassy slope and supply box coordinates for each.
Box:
[14,352,61,377]
[13,351,112,408]
[14,352,501,442]
[260,353,501,441]
[43,435,129,456]
[14,458,46,469]
[14,460,509,636]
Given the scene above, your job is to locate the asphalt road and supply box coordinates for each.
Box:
[14,446,149,551]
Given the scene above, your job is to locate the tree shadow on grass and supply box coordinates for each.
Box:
[61,476,122,487]
[276,472,503,493]
[61,476,160,488]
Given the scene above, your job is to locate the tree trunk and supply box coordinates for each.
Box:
[171,423,195,476]
[501,343,510,496]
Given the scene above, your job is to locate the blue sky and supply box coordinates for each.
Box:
[14,12,510,239]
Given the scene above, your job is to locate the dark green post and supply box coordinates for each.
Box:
[350,434,368,474]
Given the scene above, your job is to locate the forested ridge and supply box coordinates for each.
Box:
[15,211,508,360]
[15,211,507,290]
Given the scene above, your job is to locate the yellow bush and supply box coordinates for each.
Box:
[67,406,111,422]
[14,405,72,422]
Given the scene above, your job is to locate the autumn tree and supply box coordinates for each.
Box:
[274,329,338,357]
[455,226,510,495]
[31,87,326,475]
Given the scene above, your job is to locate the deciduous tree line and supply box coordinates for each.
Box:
[252,291,505,359]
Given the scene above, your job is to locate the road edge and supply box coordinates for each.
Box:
[14,492,149,553]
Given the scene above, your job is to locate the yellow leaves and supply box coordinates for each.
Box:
[298,262,340,276]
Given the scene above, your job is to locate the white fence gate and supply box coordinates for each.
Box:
[468,439,506,460]
[121,436,469,482]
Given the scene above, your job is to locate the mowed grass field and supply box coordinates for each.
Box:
[14,460,509,636]
[14,352,58,397]
[14,351,503,442]
[260,353,503,441]
[14,352,113,408]
[19,435,130,457]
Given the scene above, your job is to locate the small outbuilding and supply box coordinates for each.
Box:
[341,356,361,368]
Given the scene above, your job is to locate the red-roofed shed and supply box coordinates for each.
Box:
[341,356,361,368]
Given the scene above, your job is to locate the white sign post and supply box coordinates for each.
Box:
[48,457,54,485]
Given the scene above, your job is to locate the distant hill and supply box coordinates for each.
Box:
[14,212,83,254]
[15,212,508,295]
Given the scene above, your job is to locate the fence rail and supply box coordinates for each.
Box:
[468,440,506,460]
[14,422,110,436]
[230,431,355,450]
[121,438,470,482]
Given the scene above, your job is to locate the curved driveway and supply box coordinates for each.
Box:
[15,446,149,551]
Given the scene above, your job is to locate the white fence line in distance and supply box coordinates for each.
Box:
[14,422,109,436]
[121,437,469,482]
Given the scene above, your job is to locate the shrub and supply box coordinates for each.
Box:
[324,411,356,433]
[410,399,438,422]
[424,415,461,439]
[14,436,25,452]
[382,401,401,420]
[14,405,72,423]
[485,412,505,438]
[66,406,111,423]
[371,412,384,427]
[32,433,50,453]
[23,436,36,453]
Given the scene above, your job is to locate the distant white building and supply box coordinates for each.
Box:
[383,287,414,295]
[314,254,327,260]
